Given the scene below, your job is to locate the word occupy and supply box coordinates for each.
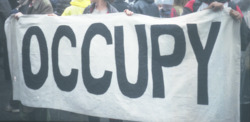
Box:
[22,22,221,105]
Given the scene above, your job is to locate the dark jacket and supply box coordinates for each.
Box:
[14,0,53,14]
[50,0,58,9]
[0,0,11,80]
[0,0,11,45]
[55,0,71,15]
[83,3,118,14]
[131,0,160,17]
[0,0,11,19]
[0,0,11,37]
[111,0,130,12]
[241,44,250,104]
[27,0,53,14]
[9,0,29,14]
[8,0,19,9]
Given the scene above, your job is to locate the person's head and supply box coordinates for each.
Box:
[174,0,188,7]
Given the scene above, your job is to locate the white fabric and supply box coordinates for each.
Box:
[92,8,108,14]
[197,2,229,12]
[5,8,241,121]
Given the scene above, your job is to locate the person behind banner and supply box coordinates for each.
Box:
[10,0,54,121]
[0,0,11,80]
[0,0,21,113]
[170,0,189,17]
[182,0,250,121]
[111,0,131,12]
[82,0,131,121]
[61,0,91,16]
[238,1,250,121]
[83,0,133,15]
[158,4,172,18]
[14,0,53,19]
[83,0,118,14]
[52,0,71,15]
[238,0,250,28]
[129,0,160,17]
[182,0,250,61]
[183,0,242,21]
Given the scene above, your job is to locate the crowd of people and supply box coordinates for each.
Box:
[0,0,250,121]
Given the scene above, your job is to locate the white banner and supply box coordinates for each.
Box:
[5,8,241,121]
